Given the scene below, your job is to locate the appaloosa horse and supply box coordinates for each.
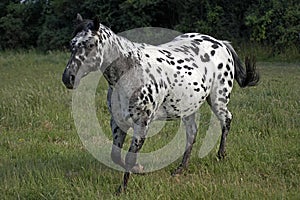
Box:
[62,14,259,193]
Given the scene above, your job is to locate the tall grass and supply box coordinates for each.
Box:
[0,51,299,199]
[236,42,300,63]
[0,51,71,131]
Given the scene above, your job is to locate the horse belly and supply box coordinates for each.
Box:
[154,78,210,120]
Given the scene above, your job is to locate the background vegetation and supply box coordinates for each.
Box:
[0,0,299,57]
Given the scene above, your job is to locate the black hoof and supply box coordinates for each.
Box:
[115,185,125,196]
[217,150,226,160]
[171,166,184,176]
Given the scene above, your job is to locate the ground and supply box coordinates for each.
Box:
[0,51,299,199]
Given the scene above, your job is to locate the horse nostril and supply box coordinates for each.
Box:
[70,74,75,83]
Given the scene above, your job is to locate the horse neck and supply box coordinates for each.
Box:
[100,26,141,86]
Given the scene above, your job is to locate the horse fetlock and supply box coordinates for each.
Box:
[171,165,185,176]
[131,163,144,174]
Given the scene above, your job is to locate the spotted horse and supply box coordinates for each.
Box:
[62,14,259,194]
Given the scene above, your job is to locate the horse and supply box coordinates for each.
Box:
[62,14,259,193]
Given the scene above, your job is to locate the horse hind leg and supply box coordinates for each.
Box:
[172,113,198,176]
[218,113,232,159]
[207,92,232,159]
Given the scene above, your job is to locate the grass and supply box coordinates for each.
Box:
[0,50,299,199]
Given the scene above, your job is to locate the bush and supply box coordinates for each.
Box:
[0,0,299,56]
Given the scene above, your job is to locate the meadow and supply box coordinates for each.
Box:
[0,51,299,199]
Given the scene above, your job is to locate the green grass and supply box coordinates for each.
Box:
[0,51,299,199]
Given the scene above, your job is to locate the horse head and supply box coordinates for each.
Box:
[62,14,103,89]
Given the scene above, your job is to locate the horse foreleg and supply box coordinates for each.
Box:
[110,118,128,169]
[117,118,148,194]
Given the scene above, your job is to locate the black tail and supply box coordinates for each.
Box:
[224,42,260,88]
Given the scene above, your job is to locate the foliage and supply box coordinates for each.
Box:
[0,0,299,54]
[0,0,45,49]
[245,0,300,54]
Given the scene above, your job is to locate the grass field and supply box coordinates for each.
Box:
[0,51,299,199]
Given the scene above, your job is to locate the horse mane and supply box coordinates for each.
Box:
[73,19,94,37]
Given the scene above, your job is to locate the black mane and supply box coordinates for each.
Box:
[73,19,94,37]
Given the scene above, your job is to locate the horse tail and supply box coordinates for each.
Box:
[223,42,260,88]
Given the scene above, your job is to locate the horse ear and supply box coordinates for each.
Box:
[77,13,83,24]
[93,16,100,31]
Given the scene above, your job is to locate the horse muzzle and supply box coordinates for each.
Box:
[62,68,76,89]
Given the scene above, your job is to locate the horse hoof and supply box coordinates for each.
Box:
[131,163,144,174]
[217,151,226,160]
[115,185,125,196]
[171,167,184,177]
